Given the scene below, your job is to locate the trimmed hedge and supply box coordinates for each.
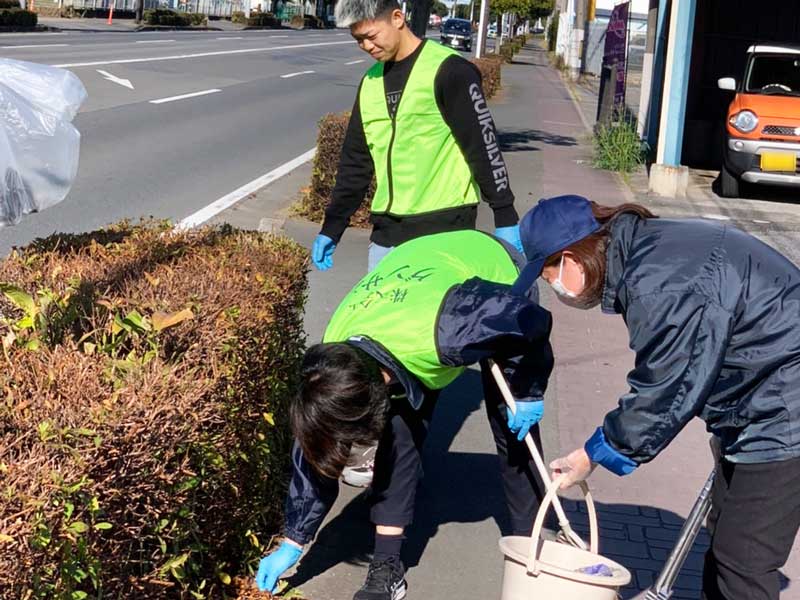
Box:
[231,10,246,23]
[246,11,279,27]
[303,14,323,28]
[471,55,503,99]
[0,7,36,26]
[295,112,374,227]
[294,58,502,227]
[0,222,308,598]
[142,8,206,26]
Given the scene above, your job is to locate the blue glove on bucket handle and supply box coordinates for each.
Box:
[494,225,524,254]
[506,399,544,441]
[255,540,303,593]
[312,234,337,271]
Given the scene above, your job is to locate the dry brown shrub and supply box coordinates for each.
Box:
[0,221,308,599]
[471,56,503,98]
[294,112,374,228]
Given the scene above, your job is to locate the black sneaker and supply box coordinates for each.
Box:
[353,557,407,600]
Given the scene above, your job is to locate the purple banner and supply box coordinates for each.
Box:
[603,1,629,109]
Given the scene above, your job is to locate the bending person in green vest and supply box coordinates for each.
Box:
[256,231,553,600]
[312,0,522,275]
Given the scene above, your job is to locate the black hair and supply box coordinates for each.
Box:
[291,343,390,478]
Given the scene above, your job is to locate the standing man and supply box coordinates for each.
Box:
[312,0,521,275]
[256,230,553,600]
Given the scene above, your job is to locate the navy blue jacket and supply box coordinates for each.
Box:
[285,248,553,545]
[588,214,800,475]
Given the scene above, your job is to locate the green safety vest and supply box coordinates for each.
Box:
[323,231,519,390]
[359,40,481,217]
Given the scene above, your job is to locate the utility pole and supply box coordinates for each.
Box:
[570,0,586,80]
[135,0,143,23]
[474,0,488,58]
[409,0,432,37]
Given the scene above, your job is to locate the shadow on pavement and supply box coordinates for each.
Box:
[499,128,578,152]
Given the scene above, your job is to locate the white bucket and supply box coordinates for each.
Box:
[499,475,631,600]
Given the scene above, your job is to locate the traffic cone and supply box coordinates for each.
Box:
[108,1,115,25]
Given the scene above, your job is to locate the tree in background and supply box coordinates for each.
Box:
[490,0,552,38]
[454,3,471,19]
[432,0,448,16]
[528,0,553,20]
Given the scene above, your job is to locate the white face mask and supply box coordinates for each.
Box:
[550,254,584,298]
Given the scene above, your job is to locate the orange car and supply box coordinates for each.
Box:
[718,45,800,198]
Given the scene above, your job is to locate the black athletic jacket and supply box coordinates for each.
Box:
[320,40,518,248]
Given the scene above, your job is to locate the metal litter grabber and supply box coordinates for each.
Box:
[488,360,588,551]
[637,441,719,600]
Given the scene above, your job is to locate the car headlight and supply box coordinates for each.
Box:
[730,110,759,133]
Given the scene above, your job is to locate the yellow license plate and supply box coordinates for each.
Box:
[760,152,797,172]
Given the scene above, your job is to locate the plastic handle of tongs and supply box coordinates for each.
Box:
[489,360,588,551]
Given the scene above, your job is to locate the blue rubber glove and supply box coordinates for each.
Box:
[255,540,303,593]
[506,399,544,442]
[494,225,524,254]
[312,234,337,271]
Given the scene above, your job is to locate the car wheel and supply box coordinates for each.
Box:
[719,163,740,198]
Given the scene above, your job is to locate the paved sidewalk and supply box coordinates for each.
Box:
[218,41,799,599]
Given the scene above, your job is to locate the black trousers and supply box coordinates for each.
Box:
[367,364,547,537]
[702,455,800,599]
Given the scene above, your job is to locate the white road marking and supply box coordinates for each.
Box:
[1,43,69,49]
[216,36,244,39]
[176,148,316,229]
[136,39,175,44]
[96,69,134,89]
[345,59,365,65]
[269,35,289,38]
[703,214,731,221]
[281,70,315,78]
[753,219,772,224]
[53,40,353,68]
[149,88,222,104]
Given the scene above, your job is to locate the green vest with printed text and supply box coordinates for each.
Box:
[359,40,481,217]
[323,231,519,390]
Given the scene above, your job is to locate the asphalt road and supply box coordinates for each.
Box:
[0,29,361,255]
[0,28,489,256]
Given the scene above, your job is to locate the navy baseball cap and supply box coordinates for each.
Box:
[512,195,602,294]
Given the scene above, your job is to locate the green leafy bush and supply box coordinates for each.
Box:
[0,0,21,8]
[547,16,558,52]
[188,11,207,26]
[593,118,647,173]
[0,8,37,26]
[303,14,323,28]
[498,43,514,63]
[0,222,308,599]
[231,10,246,23]
[246,11,279,27]
[143,8,192,26]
